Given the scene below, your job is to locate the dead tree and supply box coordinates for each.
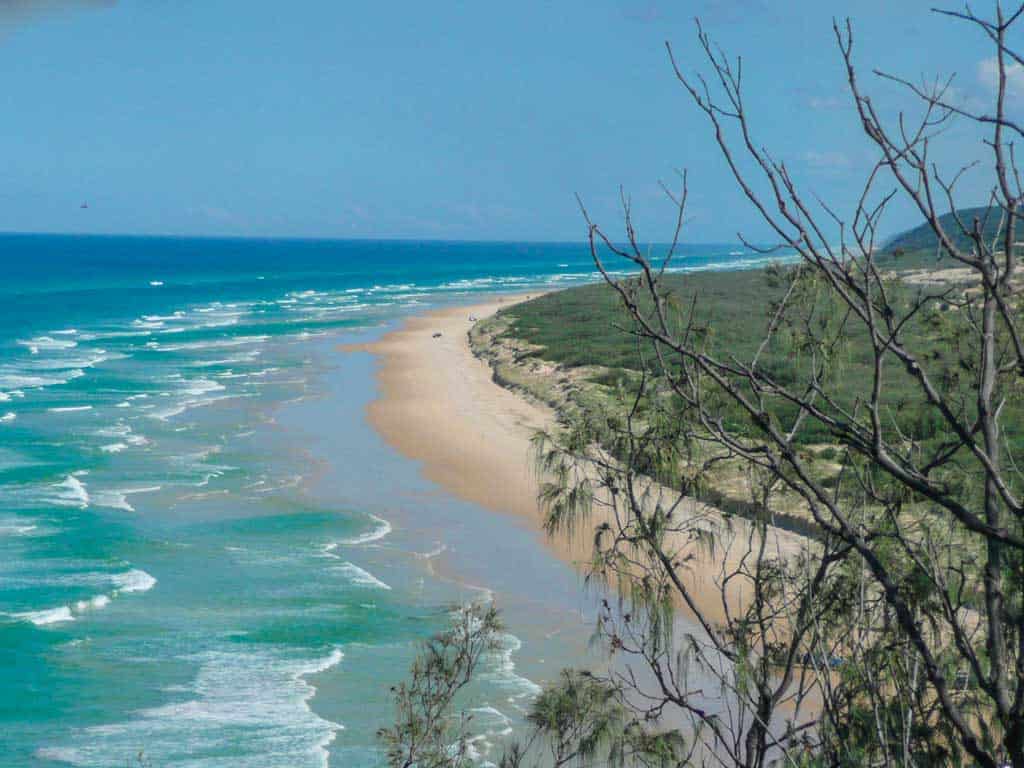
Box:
[536,3,1024,766]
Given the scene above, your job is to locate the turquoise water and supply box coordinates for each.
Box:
[0,234,780,767]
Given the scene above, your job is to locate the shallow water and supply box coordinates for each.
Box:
[0,234,780,766]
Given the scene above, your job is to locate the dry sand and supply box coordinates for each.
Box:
[344,294,808,625]
[344,295,557,529]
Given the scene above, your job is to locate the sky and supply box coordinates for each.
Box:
[0,0,1018,242]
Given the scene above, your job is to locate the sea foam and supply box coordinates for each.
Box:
[111,568,158,593]
[334,514,392,548]
[17,336,78,355]
[41,646,344,768]
[10,568,156,629]
[52,475,90,509]
[333,562,391,590]
[93,487,162,512]
[14,606,75,626]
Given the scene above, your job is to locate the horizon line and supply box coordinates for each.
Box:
[0,229,760,248]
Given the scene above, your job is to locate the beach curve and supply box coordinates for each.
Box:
[346,293,809,625]
[344,295,554,531]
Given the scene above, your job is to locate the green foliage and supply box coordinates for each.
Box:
[499,669,687,768]
[378,604,503,768]
[527,670,631,765]
[505,270,780,372]
[502,264,1024,461]
[493,256,1023,764]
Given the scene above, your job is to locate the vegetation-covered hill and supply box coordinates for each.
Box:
[884,205,1007,253]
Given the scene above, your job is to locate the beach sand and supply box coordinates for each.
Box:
[345,294,808,625]
[345,295,553,530]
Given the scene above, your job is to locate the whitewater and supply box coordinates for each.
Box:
[0,233,782,767]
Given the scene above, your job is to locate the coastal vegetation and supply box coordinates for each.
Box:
[884,206,1011,257]
[384,3,1024,767]
[469,249,1023,538]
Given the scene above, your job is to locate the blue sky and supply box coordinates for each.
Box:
[0,1,1015,242]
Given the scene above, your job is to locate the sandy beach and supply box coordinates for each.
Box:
[346,294,555,530]
[348,294,809,624]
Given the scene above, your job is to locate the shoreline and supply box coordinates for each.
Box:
[342,293,558,533]
[345,292,809,626]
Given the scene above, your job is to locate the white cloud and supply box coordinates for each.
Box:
[977,56,1024,102]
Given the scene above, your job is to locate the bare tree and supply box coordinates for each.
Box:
[384,4,1024,766]
[546,2,1024,766]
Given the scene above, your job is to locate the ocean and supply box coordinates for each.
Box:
[0,233,782,767]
